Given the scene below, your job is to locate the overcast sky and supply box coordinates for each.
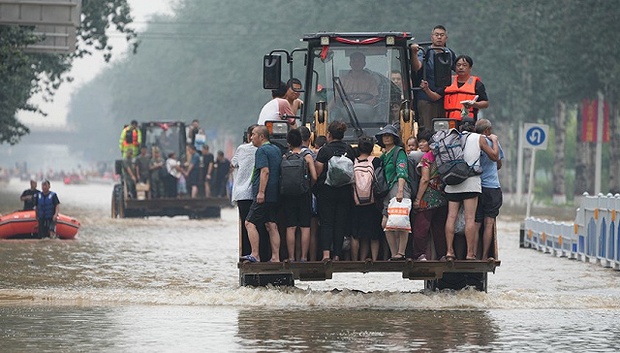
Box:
[18,0,177,128]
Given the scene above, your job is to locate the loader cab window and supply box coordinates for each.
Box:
[306,46,407,137]
[144,124,182,160]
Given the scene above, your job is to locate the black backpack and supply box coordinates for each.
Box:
[125,128,134,144]
[280,149,311,196]
[373,160,390,200]
[390,146,420,200]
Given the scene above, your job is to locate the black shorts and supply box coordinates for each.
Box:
[475,187,503,222]
[281,193,312,228]
[187,171,200,187]
[246,201,279,225]
[445,191,480,203]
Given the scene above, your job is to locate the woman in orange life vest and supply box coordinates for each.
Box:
[419,54,489,121]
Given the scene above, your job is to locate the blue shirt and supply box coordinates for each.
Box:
[480,138,504,188]
[252,142,282,202]
[189,152,200,180]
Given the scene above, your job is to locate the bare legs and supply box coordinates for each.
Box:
[351,237,379,261]
[245,220,281,262]
[286,227,310,261]
[383,216,408,258]
[445,197,479,259]
[479,217,495,259]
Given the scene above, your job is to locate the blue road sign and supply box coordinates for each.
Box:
[523,123,549,150]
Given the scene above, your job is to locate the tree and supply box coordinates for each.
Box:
[65,0,620,199]
[0,0,138,145]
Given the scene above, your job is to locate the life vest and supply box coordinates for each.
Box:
[444,75,480,120]
[36,192,56,219]
[123,127,139,147]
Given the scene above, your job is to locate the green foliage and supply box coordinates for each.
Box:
[63,0,620,163]
[0,0,137,145]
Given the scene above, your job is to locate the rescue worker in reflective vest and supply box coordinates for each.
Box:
[420,55,488,121]
[35,180,60,238]
[119,120,142,158]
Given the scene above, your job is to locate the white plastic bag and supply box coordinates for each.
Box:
[385,197,412,232]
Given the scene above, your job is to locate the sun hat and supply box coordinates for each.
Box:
[375,124,401,148]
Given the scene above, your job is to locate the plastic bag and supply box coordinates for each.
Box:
[385,197,412,232]
[454,204,465,234]
[326,153,354,187]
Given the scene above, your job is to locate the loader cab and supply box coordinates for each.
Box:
[140,121,187,161]
[264,32,416,144]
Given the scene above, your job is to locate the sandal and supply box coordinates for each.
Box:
[443,254,456,261]
[239,255,258,263]
[388,254,406,261]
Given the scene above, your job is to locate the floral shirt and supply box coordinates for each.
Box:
[417,151,446,210]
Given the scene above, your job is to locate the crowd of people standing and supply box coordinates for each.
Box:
[236,117,503,264]
[118,120,231,200]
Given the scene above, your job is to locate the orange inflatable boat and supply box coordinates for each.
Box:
[0,210,80,239]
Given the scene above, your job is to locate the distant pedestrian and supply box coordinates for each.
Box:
[184,144,201,198]
[202,145,215,197]
[20,179,39,211]
[119,120,142,158]
[212,150,231,198]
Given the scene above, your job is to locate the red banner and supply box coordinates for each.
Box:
[581,99,610,142]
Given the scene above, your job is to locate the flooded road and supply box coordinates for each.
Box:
[1,179,619,352]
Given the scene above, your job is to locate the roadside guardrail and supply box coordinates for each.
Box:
[522,193,620,270]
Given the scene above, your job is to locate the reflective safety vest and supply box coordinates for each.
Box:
[122,128,139,147]
[119,126,142,157]
[444,75,480,120]
[36,191,56,219]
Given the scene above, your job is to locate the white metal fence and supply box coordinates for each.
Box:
[522,193,620,270]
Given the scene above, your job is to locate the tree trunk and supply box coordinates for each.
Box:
[553,100,566,203]
[609,96,620,194]
[574,103,589,196]
[497,120,513,193]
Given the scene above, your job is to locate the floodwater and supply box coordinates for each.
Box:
[1,179,619,352]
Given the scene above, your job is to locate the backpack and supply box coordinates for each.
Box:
[280,150,311,196]
[373,160,390,200]
[125,128,134,144]
[431,128,481,186]
[389,146,420,200]
[353,157,377,206]
[326,152,354,187]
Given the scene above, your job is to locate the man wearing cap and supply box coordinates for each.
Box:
[20,179,40,211]
[119,120,142,158]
